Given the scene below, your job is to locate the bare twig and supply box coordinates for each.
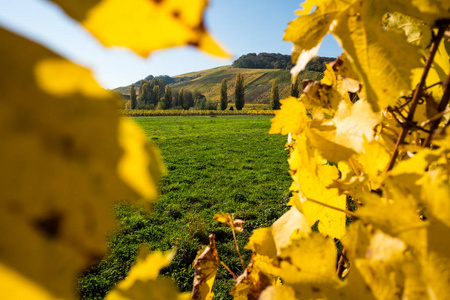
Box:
[232,228,246,270]
[420,107,450,127]
[220,261,237,279]
[386,25,448,171]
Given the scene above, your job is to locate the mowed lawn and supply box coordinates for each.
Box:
[79,115,292,300]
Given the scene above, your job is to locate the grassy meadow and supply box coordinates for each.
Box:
[79,115,293,299]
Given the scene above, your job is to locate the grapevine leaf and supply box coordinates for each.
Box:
[269,97,311,135]
[284,0,357,66]
[213,212,245,232]
[383,12,432,48]
[0,28,162,299]
[354,231,409,300]
[231,257,274,300]
[419,169,450,227]
[259,285,297,300]
[49,0,229,57]
[105,249,189,300]
[271,207,311,255]
[386,0,450,25]
[333,99,381,153]
[256,233,340,299]
[356,187,427,253]
[332,0,423,111]
[191,234,220,300]
[302,80,342,119]
[245,228,277,259]
[289,136,347,238]
[358,139,391,189]
[305,127,356,162]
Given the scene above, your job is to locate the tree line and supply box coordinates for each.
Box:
[129,72,303,111]
[129,73,247,111]
[232,53,335,72]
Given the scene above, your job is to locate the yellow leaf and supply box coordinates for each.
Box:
[245,227,277,259]
[419,168,450,227]
[256,233,340,299]
[118,118,166,201]
[50,0,229,57]
[288,134,347,238]
[269,97,311,135]
[231,257,274,300]
[35,58,109,98]
[305,127,356,163]
[333,99,381,153]
[359,139,391,188]
[213,212,245,232]
[0,264,57,300]
[105,249,190,300]
[191,234,220,300]
[259,285,297,300]
[271,207,311,255]
[284,0,356,65]
[356,186,427,254]
[331,1,423,111]
[106,279,189,300]
[355,231,409,300]
[0,27,164,299]
[302,80,342,119]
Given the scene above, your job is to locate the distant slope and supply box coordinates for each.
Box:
[114,61,331,104]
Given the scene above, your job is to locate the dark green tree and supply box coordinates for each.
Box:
[138,80,145,96]
[173,90,179,107]
[164,85,173,109]
[185,89,194,109]
[142,82,150,105]
[179,88,185,109]
[130,84,137,109]
[290,76,300,98]
[152,85,161,105]
[270,81,281,110]
[220,78,228,110]
[234,73,245,110]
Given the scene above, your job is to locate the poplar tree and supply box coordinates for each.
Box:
[164,85,172,109]
[153,85,161,105]
[142,82,150,105]
[234,73,245,110]
[220,78,228,110]
[270,81,280,110]
[178,88,185,109]
[130,84,137,109]
[185,89,194,109]
[139,80,146,97]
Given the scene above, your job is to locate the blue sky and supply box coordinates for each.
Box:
[0,0,342,89]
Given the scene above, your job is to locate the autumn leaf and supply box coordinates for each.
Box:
[49,0,229,57]
[213,212,245,232]
[0,27,163,299]
[105,248,189,300]
[191,234,220,300]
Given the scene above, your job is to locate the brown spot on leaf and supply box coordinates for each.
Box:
[311,286,321,293]
[172,10,181,19]
[33,212,63,239]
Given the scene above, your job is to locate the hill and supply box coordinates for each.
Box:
[114,56,334,104]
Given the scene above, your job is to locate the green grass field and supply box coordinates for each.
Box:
[78,115,292,299]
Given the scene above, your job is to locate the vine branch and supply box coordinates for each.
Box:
[386,25,448,171]
[422,69,450,147]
